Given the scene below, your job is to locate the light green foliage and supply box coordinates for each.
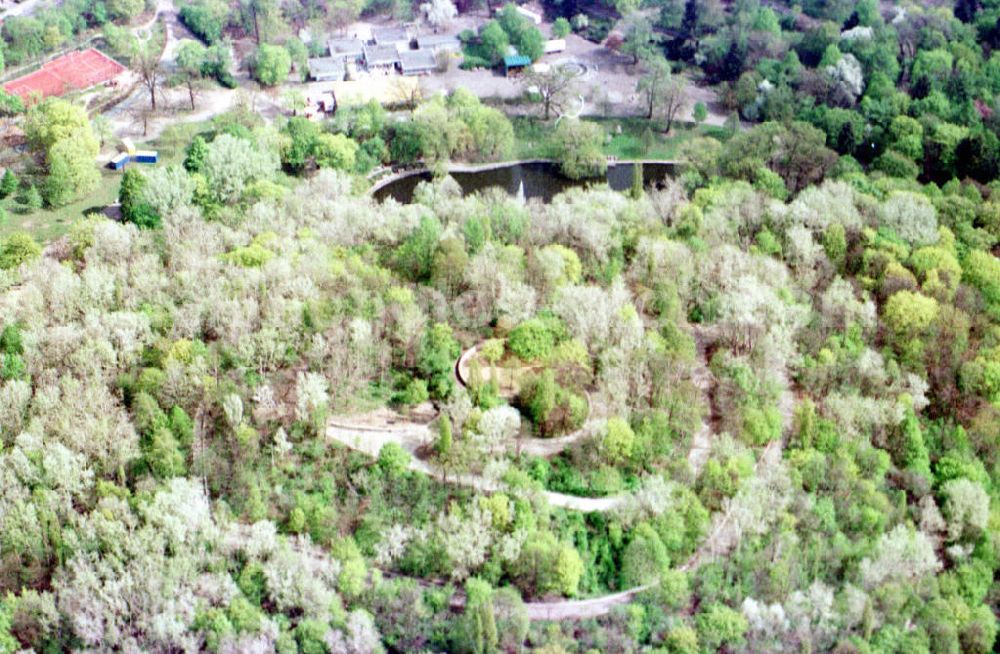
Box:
[223,234,277,267]
[518,369,587,436]
[252,43,292,86]
[0,170,17,199]
[507,318,557,361]
[184,135,209,172]
[883,290,938,340]
[203,133,279,203]
[696,603,748,651]
[0,232,40,270]
[377,442,411,478]
[553,119,607,180]
[620,522,670,586]
[552,17,571,38]
[601,417,636,465]
[693,101,708,124]
[418,323,461,399]
[23,98,92,152]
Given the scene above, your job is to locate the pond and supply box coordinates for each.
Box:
[372,161,678,204]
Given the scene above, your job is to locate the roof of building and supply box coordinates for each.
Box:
[308,57,346,76]
[416,33,461,48]
[364,43,401,66]
[399,48,437,73]
[503,54,532,68]
[2,48,126,100]
[328,38,364,56]
[372,26,410,44]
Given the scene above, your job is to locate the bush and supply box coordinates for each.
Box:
[552,17,571,38]
[392,377,430,406]
[507,318,557,361]
[518,369,587,437]
[874,149,920,179]
[460,54,490,70]
[0,232,41,270]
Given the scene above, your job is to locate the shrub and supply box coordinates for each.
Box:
[507,318,557,361]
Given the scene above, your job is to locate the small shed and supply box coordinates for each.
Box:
[503,54,531,76]
[399,49,437,75]
[328,38,365,63]
[416,33,461,53]
[134,150,159,164]
[364,43,401,69]
[108,153,129,170]
[544,39,566,54]
[308,57,346,81]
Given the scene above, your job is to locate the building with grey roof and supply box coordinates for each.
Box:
[328,38,365,63]
[399,49,437,75]
[416,33,461,53]
[307,57,346,81]
[372,26,411,49]
[364,43,401,69]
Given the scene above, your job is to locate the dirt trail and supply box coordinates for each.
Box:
[327,324,797,621]
[325,412,627,512]
[686,325,717,476]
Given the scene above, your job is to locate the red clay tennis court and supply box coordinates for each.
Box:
[2,48,126,101]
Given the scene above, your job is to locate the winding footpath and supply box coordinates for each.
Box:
[326,325,797,620]
[326,415,626,512]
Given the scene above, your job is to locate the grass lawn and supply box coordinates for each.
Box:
[0,167,121,242]
[513,116,725,161]
[0,120,217,244]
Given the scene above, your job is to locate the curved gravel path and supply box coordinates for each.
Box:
[327,324,798,621]
[325,415,627,512]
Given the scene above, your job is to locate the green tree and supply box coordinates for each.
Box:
[184,135,209,172]
[174,39,208,110]
[552,17,571,38]
[620,14,655,64]
[23,98,92,152]
[463,579,498,654]
[478,21,509,65]
[0,232,41,270]
[313,133,358,171]
[0,90,24,117]
[554,118,606,179]
[44,136,100,206]
[507,318,556,361]
[693,101,707,124]
[252,44,292,86]
[436,414,452,455]
[108,0,143,22]
[621,523,670,587]
[179,0,227,43]
[19,184,42,209]
[602,417,636,465]
[0,169,17,199]
[119,168,159,228]
[418,322,461,399]
[696,603,748,651]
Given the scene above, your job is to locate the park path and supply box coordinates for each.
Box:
[328,324,797,621]
[686,325,717,476]
[326,412,627,512]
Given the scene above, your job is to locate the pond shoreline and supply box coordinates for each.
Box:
[368,157,685,197]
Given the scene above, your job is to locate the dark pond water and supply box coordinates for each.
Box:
[373,161,678,204]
